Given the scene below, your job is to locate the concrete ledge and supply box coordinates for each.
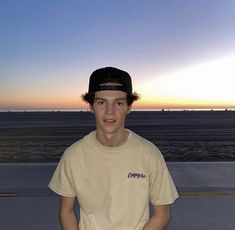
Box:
[1,162,235,230]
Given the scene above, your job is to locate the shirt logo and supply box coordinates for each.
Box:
[128,172,146,179]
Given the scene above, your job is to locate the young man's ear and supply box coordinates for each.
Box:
[89,104,94,113]
[127,105,132,114]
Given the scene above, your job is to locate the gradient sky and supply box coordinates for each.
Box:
[1,0,235,110]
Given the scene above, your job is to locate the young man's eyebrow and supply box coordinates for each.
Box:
[114,98,127,101]
[94,97,105,101]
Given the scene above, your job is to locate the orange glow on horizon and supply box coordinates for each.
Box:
[1,99,234,111]
[133,55,235,110]
[133,100,235,110]
[1,55,235,111]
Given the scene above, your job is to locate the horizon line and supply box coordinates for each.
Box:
[0,108,235,112]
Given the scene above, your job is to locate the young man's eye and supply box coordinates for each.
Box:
[97,101,104,105]
[116,101,125,106]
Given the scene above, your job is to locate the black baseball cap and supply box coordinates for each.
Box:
[88,67,133,94]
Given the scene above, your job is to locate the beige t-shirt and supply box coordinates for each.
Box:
[49,130,178,230]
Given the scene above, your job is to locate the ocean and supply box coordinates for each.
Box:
[0,111,235,162]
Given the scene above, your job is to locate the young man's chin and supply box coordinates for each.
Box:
[100,124,122,135]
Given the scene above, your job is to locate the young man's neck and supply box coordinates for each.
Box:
[96,129,128,147]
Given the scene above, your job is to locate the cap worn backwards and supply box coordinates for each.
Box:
[88,67,132,94]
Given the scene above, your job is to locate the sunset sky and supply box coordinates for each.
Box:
[1,0,235,111]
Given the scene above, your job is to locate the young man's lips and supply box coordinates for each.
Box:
[103,119,116,123]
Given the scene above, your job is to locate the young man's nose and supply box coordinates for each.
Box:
[106,103,115,114]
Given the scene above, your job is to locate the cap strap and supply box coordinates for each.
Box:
[97,82,124,91]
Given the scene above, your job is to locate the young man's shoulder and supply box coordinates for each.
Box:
[62,131,95,160]
[129,130,163,159]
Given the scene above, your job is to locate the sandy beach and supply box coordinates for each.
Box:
[0,111,235,162]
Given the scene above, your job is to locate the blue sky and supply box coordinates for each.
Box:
[1,0,235,110]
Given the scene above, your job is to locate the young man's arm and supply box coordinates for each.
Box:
[142,204,170,230]
[59,196,79,230]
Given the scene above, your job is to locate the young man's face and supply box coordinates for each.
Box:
[90,90,131,137]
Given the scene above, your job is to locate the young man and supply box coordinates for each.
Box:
[49,67,178,230]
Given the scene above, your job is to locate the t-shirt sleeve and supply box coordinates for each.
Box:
[148,148,179,205]
[48,155,76,197]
